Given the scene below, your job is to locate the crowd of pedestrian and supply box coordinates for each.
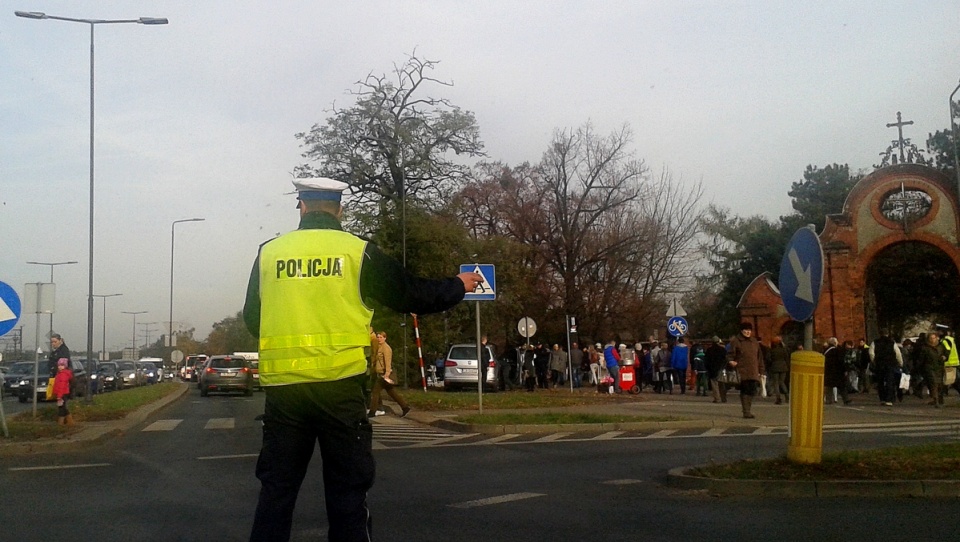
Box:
[429,323,959,417]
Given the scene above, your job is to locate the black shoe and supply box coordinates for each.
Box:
[401,406,411,418]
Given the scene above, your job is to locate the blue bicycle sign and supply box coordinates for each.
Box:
[666,316,688,337]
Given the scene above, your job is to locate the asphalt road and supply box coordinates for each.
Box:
[1,387,959,542]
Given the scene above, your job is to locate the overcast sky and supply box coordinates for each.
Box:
[2,1,958,355]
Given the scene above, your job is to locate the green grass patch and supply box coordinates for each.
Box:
[2,382,182,441]
[691,442,960,481]
[457,412,677,425]
[403,389,642,411]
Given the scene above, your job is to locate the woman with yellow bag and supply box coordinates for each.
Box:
[46,334,70,402]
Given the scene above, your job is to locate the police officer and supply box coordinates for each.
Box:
[243,178,483,542]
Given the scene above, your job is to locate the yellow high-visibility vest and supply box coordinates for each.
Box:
[942,335,960,367]
[257,229,373,386]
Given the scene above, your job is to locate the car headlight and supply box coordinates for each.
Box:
[91,374,98,380]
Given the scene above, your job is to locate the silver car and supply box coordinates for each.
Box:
[442,344,498,391]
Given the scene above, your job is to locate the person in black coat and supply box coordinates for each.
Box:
[704,336,728,403]
[47,333,71,378]
[823,338,851,405]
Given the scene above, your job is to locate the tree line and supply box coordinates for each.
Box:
[155,54,960,381]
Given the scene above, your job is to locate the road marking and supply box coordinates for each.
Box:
[891,430,960,438]
[473,434,522,445]
[204,418,235,430]
[533,432,573,442]
[448,492,545,509]
[406,433,481,448]
[9,463,111,472]
[197,453,259,460]
[835,425,960,434]
[754,427,776,435]
[647,429,677,438]
[143,419,182,432]
[603,479,643,485]
[591,431,625,440]
[702,428,726,436]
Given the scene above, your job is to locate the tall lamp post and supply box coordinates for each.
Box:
[15,10,168,403]
[950,78,960,214]
[122,311,147,359]
[92,293,122,361]
[169,218,204,350]
[26,260,77,337]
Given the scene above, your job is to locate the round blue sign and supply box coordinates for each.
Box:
[667,316,688,337]
[778,227,824,322]
[0,281,23,336]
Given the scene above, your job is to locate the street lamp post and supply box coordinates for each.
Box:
[92,293,122,361]
[949,78,960,217]
[169,218,204,350]
[15,10,168,402]
[26,260,77,337]
[122,311,147,359]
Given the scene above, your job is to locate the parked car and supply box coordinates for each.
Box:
[442,344,498,391]
[199,355,254,397]
[98,361,120,391]
[232,352,260,391]
[138,361,160,384]
[183,354,208,382]
[2,361,34,397]
[17,358,89,403]
[115,360,145,389]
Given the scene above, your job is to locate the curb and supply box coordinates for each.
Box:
[667,466,960,497]
[0,382,189,456]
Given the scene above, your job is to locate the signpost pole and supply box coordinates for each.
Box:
[476,301,483,415]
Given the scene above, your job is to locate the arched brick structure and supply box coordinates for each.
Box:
[738,164,960,344]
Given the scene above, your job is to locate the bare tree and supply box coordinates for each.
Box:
[295,54,484,232]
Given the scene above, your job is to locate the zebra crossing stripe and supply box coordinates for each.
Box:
[204,418,235,430]
[474,434,522,445]
[701,428,726,437]
[533,432,573,442]
[406,433,481,448]
[143,419,182,431]
[448,492,545,509]
[591,431,626,440]
[647,429,677,439]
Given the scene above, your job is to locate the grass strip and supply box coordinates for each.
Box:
[2,382,182,441]
[691,442,960,481]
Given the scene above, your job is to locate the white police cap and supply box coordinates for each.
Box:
[292,177,348,203]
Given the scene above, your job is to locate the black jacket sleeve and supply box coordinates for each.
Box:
[359,243,466,315]
[242,254,261,338]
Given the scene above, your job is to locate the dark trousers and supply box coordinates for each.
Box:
[250,377,374,542]
[877,366,899,403]
[674,368,687,393]
[770,371,788,402]
[368,375,408,413]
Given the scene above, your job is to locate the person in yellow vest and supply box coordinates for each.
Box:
[938,330,959,404]
[243,177,483,542]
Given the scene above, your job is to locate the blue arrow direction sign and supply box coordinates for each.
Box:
[0,281,22,336]
[461,264,496,301]
[778,227,824,322]
[667,316,688,337]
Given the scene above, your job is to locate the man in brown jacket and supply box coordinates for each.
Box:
[728,322,765,418]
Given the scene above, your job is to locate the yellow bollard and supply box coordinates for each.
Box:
[787,350,825,464]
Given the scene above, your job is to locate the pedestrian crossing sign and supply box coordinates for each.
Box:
[460,264,496,301]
